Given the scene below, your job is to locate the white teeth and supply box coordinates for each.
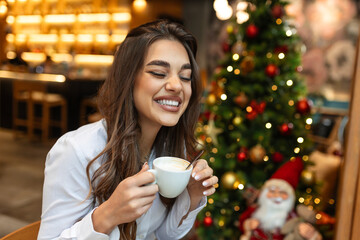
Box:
[157,99,180,107]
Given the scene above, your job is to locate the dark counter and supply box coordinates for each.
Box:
[0,74,103,132]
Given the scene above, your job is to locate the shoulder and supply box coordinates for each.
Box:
[47,119,108,168]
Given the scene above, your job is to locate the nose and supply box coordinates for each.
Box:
[165,75,182,92]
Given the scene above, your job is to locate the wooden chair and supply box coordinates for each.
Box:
[12,80,67,142]
[79,96,101,125]
[0,221,40,240]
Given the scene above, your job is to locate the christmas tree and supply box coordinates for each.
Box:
[195,0,322,239]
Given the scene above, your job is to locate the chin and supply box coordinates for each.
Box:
[159,118,180,127]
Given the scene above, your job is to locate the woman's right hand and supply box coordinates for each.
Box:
[92,163,158,234]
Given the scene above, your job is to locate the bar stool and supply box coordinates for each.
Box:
[79,96,101,126]
[12,80,67,142]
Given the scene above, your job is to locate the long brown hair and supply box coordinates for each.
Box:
[85,19,203,239]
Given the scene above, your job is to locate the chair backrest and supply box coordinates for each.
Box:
[0,221,40,240]
[13,80,47,102]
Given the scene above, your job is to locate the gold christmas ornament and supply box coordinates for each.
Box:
[240,56,255,74]
[249,144,266,164]
[301,170,316,185]
[221,171,238,189]
[232,116,242,126]
[206,93,217,105]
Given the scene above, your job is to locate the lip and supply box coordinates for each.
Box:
[154,95,183,112]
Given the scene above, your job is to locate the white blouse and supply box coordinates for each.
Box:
[38,119,206,240]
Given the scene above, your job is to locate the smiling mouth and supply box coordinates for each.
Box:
[156,99,180,107]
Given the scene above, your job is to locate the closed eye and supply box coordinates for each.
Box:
[147,71,166,78]
[180,75,191,81]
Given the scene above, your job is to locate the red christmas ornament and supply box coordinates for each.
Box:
[279,123,293,136]
[251,100,266,114]
[274,45,289,54]
[246,24,259,38]
[222,42,230,53]
[199,111,212,122]
[237,147,248,162]
[246,109,257,120]
[265,64,279,77]
[272,152,284,163]
[203,216,213,227]
[296,99,312,115]
[271,4,284,18]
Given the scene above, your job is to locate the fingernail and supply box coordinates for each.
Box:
[195,175,200,180]
[202,181,208,187]
[192,172,196,178]
[203,191,208,196]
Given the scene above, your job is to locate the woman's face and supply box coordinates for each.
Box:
[133,39,193,130]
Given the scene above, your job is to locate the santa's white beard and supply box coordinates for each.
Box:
[252,188,295,232]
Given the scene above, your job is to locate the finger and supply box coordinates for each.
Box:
[139,183,159,196]
[135,171,156,186]
[193,167,213,181]
[202,175,218,188]
[191,159,208,177]
[202,187,216,196]
[134,194,157,207]
[136,201,154,217]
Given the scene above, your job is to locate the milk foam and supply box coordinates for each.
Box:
[159,159,188,171]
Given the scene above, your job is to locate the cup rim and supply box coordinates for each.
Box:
[153,156,192,172]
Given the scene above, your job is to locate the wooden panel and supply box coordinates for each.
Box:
[334,27,360,240]
[352,168,360,238]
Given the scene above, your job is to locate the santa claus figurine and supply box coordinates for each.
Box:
[239,157,322,240]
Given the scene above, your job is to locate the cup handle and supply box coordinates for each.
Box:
[147,169,157,185]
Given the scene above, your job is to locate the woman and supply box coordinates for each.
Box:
[38,19,218,240]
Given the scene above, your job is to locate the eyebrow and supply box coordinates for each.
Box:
[146,60,191,70]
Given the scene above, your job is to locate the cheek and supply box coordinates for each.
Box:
[183,83,192,104]
[266,191,274,199]
[281,193,289,200]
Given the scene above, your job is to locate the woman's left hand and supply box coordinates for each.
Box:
[187,159,218,211]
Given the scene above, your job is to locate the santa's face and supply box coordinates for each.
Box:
[266,185,289,204]
[252,185,295,231]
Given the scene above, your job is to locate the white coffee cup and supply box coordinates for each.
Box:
[148,156,193,198]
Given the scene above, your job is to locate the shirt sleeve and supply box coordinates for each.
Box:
[37,135,109,240]
[155,189,206,240]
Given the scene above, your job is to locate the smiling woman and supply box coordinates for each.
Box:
[133,39,192,129]
[37,19,218,240]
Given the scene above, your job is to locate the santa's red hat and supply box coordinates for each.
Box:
[263,156,304,196]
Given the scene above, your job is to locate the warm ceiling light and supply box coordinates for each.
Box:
[111,34,126,43]
[77,34,93,43]
[133,0,147,12]
[44,14,76,24]
[112,12,131,22]
[0,1,8,15]
[60,34,75,43]
[75,54,113,66]
[78,13,110,23]
[16,15,42,24]
[28,34,58,43]
[21,52,46,63]
[95,34,109,43]
[6,15,14,24]
[51,53,73,63]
